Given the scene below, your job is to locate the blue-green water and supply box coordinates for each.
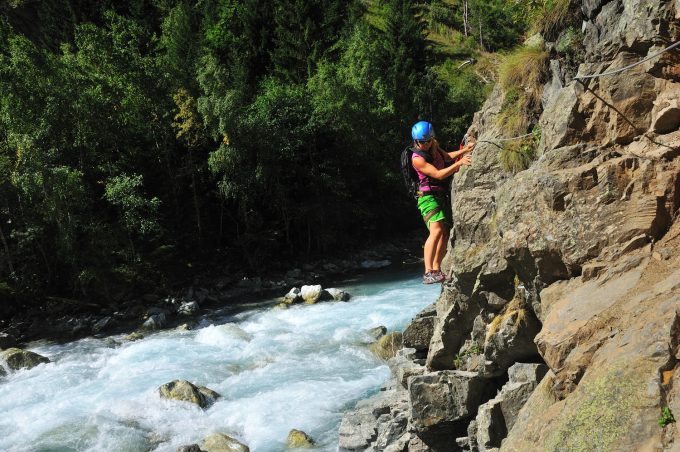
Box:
[0,267,439,451]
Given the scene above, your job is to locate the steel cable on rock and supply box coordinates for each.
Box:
[464,40,680,149]
[573,39,680,81]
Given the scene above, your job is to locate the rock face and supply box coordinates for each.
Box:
[1,348,50,370]
[339,1,680,450]
[158,380,221,409]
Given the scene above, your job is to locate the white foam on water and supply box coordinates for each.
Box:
[0,270,438,451]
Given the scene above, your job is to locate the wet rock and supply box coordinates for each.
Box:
[366,326,387,341]
[92,316,113,334]
[178,301,200,315]
[286,429,314,448]
[283,287,302,304]
[0,366,6,377]
[177,445,202,452]
[369,332,403,360]
[326,288,351,302]
[124,332,144,341]
[1,348,50,370]
[202,433,249,452]
[158,380,221,409]
[300,285,332,304]
[141,313,166,331]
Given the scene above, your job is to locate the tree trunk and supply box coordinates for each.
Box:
[463,1,468,37]
[478,9,484,50]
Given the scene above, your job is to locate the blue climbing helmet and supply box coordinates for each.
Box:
[411,121,435,141]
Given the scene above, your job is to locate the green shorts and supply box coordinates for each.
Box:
[417,192,452,229]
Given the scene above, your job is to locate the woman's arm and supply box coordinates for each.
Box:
[445,142,476,160]
[412,154,472,180]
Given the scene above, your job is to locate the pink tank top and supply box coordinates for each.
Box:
[412,149,447,192]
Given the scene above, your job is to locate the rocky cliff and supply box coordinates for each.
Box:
[340,1,680,450]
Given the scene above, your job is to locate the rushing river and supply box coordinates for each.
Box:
[0,266,439,451]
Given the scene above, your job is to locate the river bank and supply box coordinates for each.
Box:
[0,232,425,349]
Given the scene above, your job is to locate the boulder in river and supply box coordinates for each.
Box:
[300,285,332,304]
[325,288,351,301]
[158,380,221,409]
[124,332,145,341]
[366,325,387,341]
[286,429,314,448]
[369,332,403,360]
[283,287,302,305]
[202,433,249,452]
[141,313,167,331]
[1,348,50,370]
[178,301,200,315]
[176,445,202,452]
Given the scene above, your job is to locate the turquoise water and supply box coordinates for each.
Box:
[0,267,439,451]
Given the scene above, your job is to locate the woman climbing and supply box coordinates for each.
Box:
[410,120,474,284]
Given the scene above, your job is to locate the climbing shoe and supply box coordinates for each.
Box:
[423,271,445,284]
[432,270,449,283]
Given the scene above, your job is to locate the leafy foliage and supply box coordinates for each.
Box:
[0,0,544,303]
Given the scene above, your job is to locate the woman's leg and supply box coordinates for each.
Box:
[433,228,450,271]
[424,221,444,273]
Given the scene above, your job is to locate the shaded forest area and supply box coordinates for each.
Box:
[0,0,551,307]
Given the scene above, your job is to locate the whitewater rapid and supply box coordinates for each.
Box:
[0,268,438,451]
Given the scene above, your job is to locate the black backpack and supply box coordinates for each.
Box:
[400,145,451,199]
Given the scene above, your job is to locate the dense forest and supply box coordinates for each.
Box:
[0,0,569,304]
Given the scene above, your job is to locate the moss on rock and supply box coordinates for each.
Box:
[1,348,50,370]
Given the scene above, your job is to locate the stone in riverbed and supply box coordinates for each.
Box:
[366,325,387,341]
[1,347,50,370]
[325,288,351,301]
[300,285,332,304]
[202,433,249,452]
[177,445,202,452]
[178,301,200,315]
[141,313,167,331]
[286,429,314,448]
[369,332,403,360]
[125,332,144,341]
[159,380,221,409]
[283,287,302,305]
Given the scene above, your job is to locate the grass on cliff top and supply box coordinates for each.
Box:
[529,0,573,40]
[497,46,549,135]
